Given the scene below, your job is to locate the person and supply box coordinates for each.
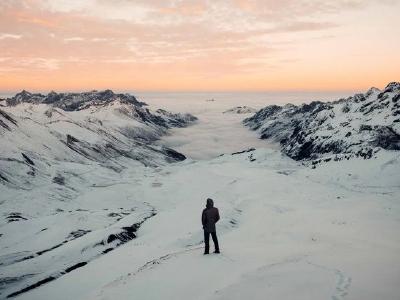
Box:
[201,198,220,254]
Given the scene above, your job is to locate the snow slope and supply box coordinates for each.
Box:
[10,148,400,300]
[0,91,196,298]
[0,91,197,189]
[244,82,400,162]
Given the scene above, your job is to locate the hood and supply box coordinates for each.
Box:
[206,198,214,209]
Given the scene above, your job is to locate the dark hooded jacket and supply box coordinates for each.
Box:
[202,199,220,233]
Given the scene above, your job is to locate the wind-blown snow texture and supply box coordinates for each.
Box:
[244,82,400,161]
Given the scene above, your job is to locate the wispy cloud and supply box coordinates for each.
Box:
[0,0,398,91]
[63,37,85,42]
[0,33,22,40]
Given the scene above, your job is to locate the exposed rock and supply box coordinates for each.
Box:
[6,212,27,223]
[0,109,18,130]
[0,173,9,182]
[231,148,256,155]
[162,147,187,161]
[67,230,91,240]
[21,153,35,166]
[372,126,400,150]
[67,134,80,144]
[52,174,65,185]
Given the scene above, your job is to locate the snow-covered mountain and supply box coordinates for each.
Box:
[0,90,197,188]
[244,82,400,162]
[0,90,197,298]
[223,106,257,114]
[5,89,147,111]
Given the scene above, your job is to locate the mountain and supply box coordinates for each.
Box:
[244,82,400,163]
[0,90,197,189]
[0,90,197,297]
[223,106,257,114]
[6,89,147,111]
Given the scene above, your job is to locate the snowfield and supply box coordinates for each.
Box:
[10,149,400,300]
[0,89,399,300]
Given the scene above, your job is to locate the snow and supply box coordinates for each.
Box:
[9,148,400,300]
[1,92,399,300]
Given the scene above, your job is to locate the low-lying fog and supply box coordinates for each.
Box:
[136,91,349,160]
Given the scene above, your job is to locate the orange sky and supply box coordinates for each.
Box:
[0,0,399,92]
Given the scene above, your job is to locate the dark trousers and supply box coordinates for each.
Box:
[204,231,219,253]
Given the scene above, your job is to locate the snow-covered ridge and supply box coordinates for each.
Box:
[244,82,400,162]
[6,89,147,111]
[0,90,197,190]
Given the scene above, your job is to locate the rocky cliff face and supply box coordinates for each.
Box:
[244,82,400,162]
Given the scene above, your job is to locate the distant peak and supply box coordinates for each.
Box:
[385,81,400,88]
[384,82,400,92]
[18,90,32,96]
[365,87,380,97]
[98,89,115,96]
[367,87,380,93]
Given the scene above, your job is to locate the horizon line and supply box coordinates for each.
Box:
[0,87,373,96]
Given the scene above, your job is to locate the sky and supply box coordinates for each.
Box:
[0,0,399,93]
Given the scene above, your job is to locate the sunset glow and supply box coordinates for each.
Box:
[1,0,399,92]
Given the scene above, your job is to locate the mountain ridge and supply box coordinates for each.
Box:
[0,91,197,190]
[5,89,147,111]
[244,82,400,163]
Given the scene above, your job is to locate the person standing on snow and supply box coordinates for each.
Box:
[201,198,220,254]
